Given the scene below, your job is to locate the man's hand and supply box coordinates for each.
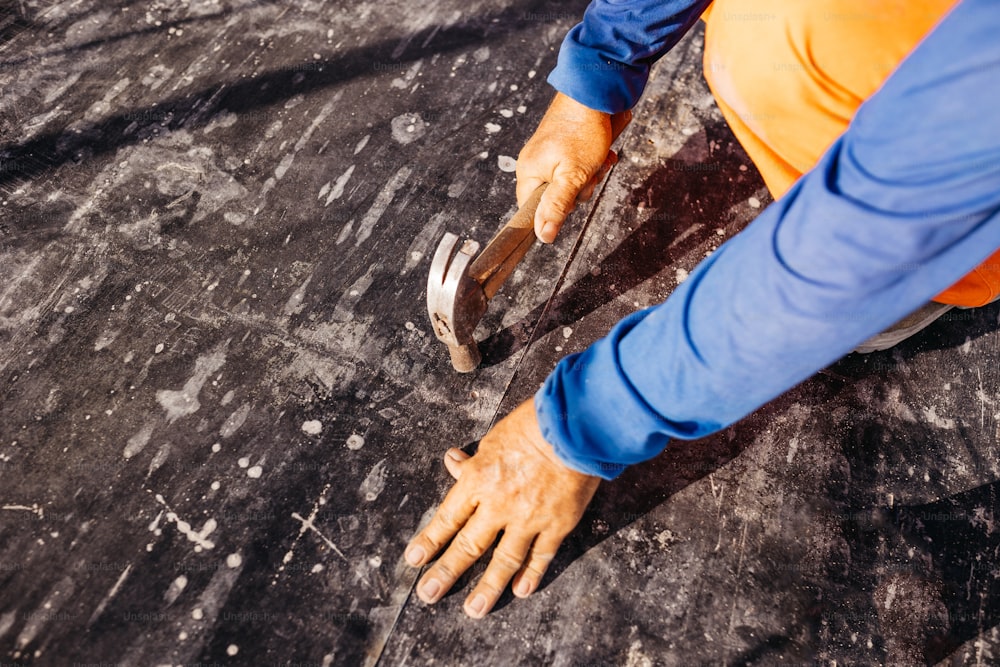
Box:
[516,92,630,243]
[405,399,601,619]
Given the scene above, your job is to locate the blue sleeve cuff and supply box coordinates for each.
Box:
[547,0,712,113]
[535,309,677,481]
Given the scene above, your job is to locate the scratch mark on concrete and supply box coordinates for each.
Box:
[88,563,133,627]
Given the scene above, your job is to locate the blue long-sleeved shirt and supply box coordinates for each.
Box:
[536,0,1000,479]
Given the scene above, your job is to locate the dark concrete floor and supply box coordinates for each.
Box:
[1,2,999,666]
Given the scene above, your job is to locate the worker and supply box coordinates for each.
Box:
[406,0,1000,619]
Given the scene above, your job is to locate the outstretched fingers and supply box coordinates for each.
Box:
[415,513,499,604]
[511,532,563,598]
[462,532,535,618]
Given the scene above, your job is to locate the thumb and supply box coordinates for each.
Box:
[534,166,590,243]
[443,448,470,480]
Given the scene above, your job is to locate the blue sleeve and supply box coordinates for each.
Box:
[547,0,712,113]
[536,0,1000,480]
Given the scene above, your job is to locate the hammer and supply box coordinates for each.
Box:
[426,112,631,372]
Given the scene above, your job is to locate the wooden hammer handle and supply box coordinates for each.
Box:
[468,110,632,300]
[468,184,546,300]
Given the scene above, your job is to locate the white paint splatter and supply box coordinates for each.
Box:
[281,483,349,570]
[497,155,516,173]
[164,575,188,604]
[675,268,689,284]
[786,437,800,464]
[354,134,370,154]
[156,342,228,423]
[302,420,323,435]
[326,165,355,206]
[355,167,412,245]
[484,122,501,134]
[219,403,251,439]
[1,504,44,519]
[226,553,243,569]
[359,459,388,502]
[247,465,263,479]
[237,457,250,468]
[748,196,761,209]
[154,494,217,551]
[227,645,239,656]
[562,327,573,340]
[923,406,956,430]
[390,113,427,144]
[346,434,365,450]
[15,577,75,650]
[124,421,155,460]
[147,443,171,476]
[499,109,513,118]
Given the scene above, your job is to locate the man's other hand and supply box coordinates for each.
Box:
[404,399,601,619]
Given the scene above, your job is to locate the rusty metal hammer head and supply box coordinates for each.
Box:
[427,232,488,372]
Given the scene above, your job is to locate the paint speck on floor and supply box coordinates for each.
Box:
[676,268,689,284]
[360,459,388,502]
[562,327,573,340]
[484,122,501,134]
[497,155,516,173]
[237,457,250,468]
[346,434,365,450]
[247,465,263,479]
[748,196,761,208]
[302,420,322,435]
[226,553,243,569]
[227,644,239,656]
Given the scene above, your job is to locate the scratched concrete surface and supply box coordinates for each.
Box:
[1,2,999,666]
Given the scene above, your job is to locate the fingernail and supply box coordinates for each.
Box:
[515,579,532,597]
[540,222,556,243]
[468,594,487,616]
[446,450,463,461]
[405,545,425,566]
[421,578,442,600]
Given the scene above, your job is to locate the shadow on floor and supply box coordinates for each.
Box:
[0,0,558,188]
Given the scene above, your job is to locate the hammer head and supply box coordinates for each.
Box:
[427,232,488,372]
